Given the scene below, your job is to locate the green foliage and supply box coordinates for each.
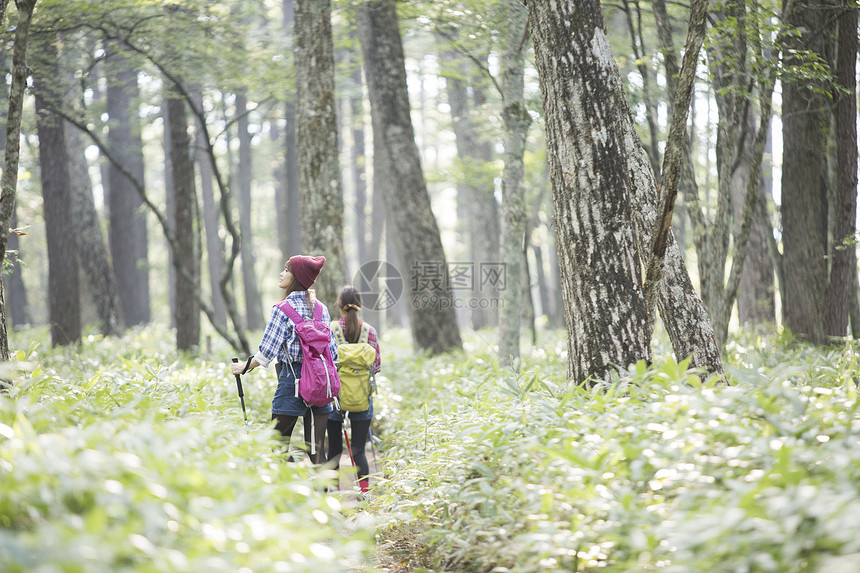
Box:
[369,329,860,572]
[6,324,860,572]
[0,326,373,572]
[33,0,292,100]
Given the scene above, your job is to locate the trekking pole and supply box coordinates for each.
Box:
[231,358,248,426]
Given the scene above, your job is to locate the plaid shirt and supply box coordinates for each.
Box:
[254,292,338,368]
[337,317,382,374]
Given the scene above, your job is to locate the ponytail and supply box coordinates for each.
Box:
[336,285,363,343]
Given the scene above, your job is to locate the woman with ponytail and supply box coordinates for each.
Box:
[326,285,381,492]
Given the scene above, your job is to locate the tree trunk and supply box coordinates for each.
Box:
[499,0,531,364]
[442,49,499,331]
[192,87,227,328]
[35,41,81,347]
[166,89,200,352]
[162,94,177,327]
[529,0,723,378]
[781,0,831,344]
[283,0,302,258]
[532,244,551,320]
[294,0,346,306]
[472,83,501,329]
[528,0,651,383]
[236,90,263,329]
[357,0,462,355]
[106,50,150,328]
[737,122,776,327]
[0,0,34,272]
[824,1,857,339]
[67,119,121,336]
[0,1,36,336]
[521,247,536,346]
[362,97,393,332]
[349,40,369,268]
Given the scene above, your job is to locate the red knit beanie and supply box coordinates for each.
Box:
[289,255,325,289]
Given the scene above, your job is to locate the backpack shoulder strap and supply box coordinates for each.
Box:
[312,300,323,321]
[358,321,370,345]
[330,321,346,345]
[275,300,303,324]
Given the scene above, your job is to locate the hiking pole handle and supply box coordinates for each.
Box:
[231,357,245,398]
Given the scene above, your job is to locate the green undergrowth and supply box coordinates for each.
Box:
[1,325,373,572]
[368,329,860,572]
[4,324,860,573]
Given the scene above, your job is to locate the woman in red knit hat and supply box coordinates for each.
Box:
[229,255,337,463]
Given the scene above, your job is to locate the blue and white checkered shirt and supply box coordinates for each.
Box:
[253,292,338,368]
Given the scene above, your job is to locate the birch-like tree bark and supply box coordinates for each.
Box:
[357,0,462,354]
[527,0,651,382]
[294,0,346,306]
[528,0,723,379]
[498,0,531,365]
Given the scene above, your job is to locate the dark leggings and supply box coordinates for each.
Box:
[272,412,329,464]
[326,417,372,481]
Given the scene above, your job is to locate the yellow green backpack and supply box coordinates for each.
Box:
[331,321,376,412]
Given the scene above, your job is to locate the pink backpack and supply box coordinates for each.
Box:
[275,299,341,407]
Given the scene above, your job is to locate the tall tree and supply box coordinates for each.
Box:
[528,0,723,380]
[282,0,301,259]
[162,93,177,327]
[650,0,778,349]
[166,87,200,352]
[348,36,369,268]
[0,3,36,339]
[106,49,150,328]
[357,0,462,355]
[824,0,858,339]
[67,118,121,336]
[781,0,833,344]
[733,116,775,328]
[34,39,81,347]
[498,0,531,365]
[527,0,651,382]
[294,0,346,306]
[440,46,500,331]
[235,90,263,329]
[192,87,227,328]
